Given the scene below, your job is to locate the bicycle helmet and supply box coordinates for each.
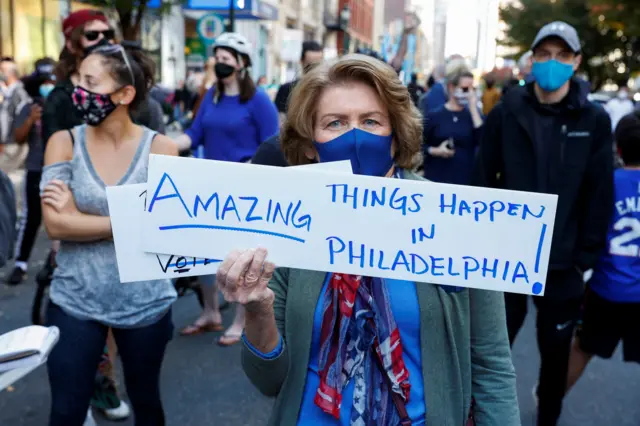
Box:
[213,32,252,57]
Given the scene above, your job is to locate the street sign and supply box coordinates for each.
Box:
[196,13,226,43]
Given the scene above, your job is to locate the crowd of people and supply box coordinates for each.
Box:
[0,8,638,426]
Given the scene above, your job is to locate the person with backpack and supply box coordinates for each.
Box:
[473,21,614,425]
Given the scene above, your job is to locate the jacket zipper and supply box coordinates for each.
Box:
[560,124,567,164]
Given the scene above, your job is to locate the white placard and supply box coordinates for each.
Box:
[142,155,559,295]
[107,161,354,283]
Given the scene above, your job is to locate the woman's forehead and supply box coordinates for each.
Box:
[317,83,387,115]
[84,20,110,32]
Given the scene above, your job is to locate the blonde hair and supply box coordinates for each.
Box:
[445,58,473,86]
[281,54,423,168]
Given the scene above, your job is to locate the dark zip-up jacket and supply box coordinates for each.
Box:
[42,79,83,149]
[473,79,614,300]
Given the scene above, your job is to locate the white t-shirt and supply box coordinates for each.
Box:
[605,97,635,132]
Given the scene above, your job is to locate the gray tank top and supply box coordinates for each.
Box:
[40,125,177,327]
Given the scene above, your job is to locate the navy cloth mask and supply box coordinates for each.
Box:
[313,128,394,177]
[531,59,574,92]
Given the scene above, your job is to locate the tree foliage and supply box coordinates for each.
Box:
[500,0,637,90]
[79,0,182,41]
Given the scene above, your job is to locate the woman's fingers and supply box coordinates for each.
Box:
[224,249,255,294]
[244,248,267,286]
[216,249,242,288]
[259,261,276,287]
[47,180,69,192]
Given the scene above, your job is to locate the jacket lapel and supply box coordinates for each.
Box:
[416,283,466,426]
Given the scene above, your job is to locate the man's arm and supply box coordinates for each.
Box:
[575,110,614,271]
[472,105,504,188]
[13,103,37,144]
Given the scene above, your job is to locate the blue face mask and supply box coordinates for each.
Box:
[531,59,574,92]
[313,128,394,177]
[39,84,55,99]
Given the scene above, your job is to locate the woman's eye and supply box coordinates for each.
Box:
[363,119,379,127]
[327,120,343,129]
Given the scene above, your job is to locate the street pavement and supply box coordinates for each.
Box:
[1,229,640,425]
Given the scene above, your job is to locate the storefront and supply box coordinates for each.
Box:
[0,0,81,70]
[179,0,278,80]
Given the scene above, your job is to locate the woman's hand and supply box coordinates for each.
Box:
[428,140,456,159]
[217,248,276,311]
[41,180,78,215]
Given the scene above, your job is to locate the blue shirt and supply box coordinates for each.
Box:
[186,87,279,163]
[244,275,426,425]
[589,169,640,302]
[421,81,447,113]
[423,105,482,185]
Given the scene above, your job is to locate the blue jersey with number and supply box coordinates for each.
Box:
[590,169,640,302]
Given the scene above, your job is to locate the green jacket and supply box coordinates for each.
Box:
[241,171,521,426]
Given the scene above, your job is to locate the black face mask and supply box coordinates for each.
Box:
[214,63,236,79]
[83,38,111,58]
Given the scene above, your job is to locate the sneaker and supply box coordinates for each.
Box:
[101,400,131,421]
[83,409,97,426]
[6,266,26,286]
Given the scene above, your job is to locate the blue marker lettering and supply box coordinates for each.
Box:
[326,184,343,203]
[147,172,192,218]
[417,225,435,241]
[502,261,511,281]
[409,193,423,213]
[507,203,521,217]
[273,202,293,226]
[349,241,365,268]
[344,185,358,209]
[265,199,273,222]
[326,236,346,264]
[362,188,369,207]
[371,187,386,207]
[430,256,445,276]
[390,188,408,216]
[239,196,263,222]
[462,256,480,280]
[482,258,499,279]
[369,248,375,267]
[221,196,241,221]
[378,250,390,270]
[447,258,460,276]
[489,201,505,222]
[291,201,312,232]
[473,201,487,222]
[458,200,472,216]
[411,254,429,274]
[411,228,417,244]
[512,261,530,283]
[391,250,410,272]
[193,193,220,219]
[440,193,456,215]
[523,205,545,220]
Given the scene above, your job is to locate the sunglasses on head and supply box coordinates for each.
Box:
[84,29,115,42]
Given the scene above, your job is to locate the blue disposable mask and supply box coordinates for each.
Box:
[531,59,574,92]
[313,128,394,177]
[39,84,55,99]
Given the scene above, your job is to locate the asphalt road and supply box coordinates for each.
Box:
[1,230,639,426]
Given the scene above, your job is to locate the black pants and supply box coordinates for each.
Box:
[14,170,42,263]
[47,303,173,426]
[506,275,583,426]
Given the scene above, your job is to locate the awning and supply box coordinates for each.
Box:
[147,0,278,20]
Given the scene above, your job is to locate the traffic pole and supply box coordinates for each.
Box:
[228,0,235,32]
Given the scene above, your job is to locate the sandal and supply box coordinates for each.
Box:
[217,331,243,347]
[180,322,223,336]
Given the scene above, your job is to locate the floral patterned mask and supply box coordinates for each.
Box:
[72,86,118,126]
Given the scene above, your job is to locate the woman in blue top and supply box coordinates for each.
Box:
[175,32,279,345]
[423,59,483,185]
[213,55,519,426]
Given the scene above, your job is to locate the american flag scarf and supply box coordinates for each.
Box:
[314,273,411,425]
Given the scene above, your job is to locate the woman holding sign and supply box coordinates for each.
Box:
[174,32,279,346]
[216,55,520,425]
[40,44,177,426]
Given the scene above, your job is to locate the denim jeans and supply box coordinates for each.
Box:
[47,303,173,426]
